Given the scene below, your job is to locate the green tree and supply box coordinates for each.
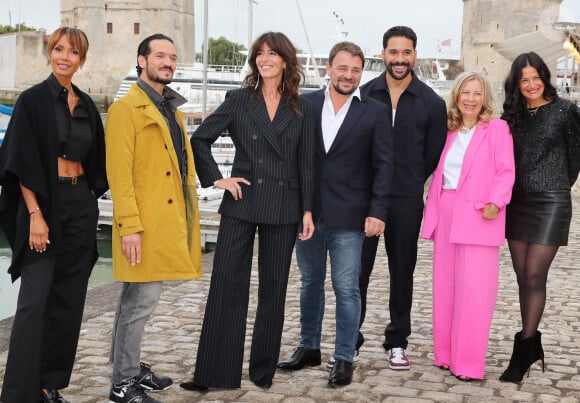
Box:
[197,37,246,66]
[0,23,37,34]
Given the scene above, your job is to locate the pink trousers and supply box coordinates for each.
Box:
[432,190,499,379]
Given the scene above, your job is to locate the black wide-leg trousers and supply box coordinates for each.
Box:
[1,180,98,403]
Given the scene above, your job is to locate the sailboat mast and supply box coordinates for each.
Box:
[295,0,323,87]
[248,1,254,49]
[201,0,209,120]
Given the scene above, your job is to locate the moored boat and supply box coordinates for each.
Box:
[0,104,14,144]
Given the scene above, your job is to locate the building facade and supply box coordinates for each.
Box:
[0,0,195,103]
[461,0,564,109]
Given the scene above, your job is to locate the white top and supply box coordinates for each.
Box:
[392,109,396,126]
[321,87,361,152]
[443,126,476,190]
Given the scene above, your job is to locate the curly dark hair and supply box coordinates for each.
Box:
[502,52,557,133]
[242,32,304,115]
[382,26,417,49]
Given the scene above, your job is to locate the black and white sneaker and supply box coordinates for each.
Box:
[136,362,173,392]
[109,378,162,403]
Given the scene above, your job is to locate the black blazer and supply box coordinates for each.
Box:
[304,89,394,231]
[191,87,314,225]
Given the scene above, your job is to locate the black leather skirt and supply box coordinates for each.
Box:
[506,191,572,246]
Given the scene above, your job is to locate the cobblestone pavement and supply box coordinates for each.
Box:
[1,191,579,402]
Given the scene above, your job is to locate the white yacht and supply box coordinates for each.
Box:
[114,53,384,102]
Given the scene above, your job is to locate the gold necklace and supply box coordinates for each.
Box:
[459,123,476,134]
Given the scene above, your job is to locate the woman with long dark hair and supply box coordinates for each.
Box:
[180,31,314,390]
[500,52,579,383]
[0,27,107,402]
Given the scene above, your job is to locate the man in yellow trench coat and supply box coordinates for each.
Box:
[105,33,202,403]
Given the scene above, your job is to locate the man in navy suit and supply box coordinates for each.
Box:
[278,41,394,386]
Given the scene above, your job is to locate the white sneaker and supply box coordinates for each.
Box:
[388,347,410,370]
[326,350,360,368]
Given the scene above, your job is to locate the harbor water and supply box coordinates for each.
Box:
[0,230,115,321]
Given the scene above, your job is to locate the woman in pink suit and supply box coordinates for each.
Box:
[421,72,515,381]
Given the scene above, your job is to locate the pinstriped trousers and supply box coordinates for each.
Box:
[193,215,298,388]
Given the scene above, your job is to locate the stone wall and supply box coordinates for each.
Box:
[461,0,563,112]
[0,31,50,91]
[0,0,195,99]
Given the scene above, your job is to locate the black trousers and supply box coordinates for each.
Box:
[358,195,424,351]
[193,215,298,388]
[1,180,98,403]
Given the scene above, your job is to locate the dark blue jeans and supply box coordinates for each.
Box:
[296,221,364,362]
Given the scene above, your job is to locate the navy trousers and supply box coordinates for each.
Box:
[358,195,424,351]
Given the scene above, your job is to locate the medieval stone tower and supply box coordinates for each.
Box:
[461,0,563,108]
[60,0,195,97]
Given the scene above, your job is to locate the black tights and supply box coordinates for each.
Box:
[507,239,559,339]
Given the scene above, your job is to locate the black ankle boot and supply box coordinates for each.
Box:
[500,331,545,383]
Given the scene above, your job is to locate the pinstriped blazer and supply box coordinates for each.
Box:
[191,87,314,225]
[304,88,394,232]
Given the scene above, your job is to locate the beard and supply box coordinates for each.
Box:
[386,62,412,81]
[147,66,173,85]
[332,79,357,96]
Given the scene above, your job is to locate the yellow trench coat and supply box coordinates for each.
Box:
[105,84,202,282]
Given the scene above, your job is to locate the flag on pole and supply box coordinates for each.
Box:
[441,38,452,47]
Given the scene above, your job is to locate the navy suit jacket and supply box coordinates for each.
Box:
[304,88,394,231]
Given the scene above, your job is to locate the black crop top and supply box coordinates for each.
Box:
[47,74,92,162]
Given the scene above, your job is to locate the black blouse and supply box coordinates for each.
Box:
[511,97,580,193]
[47,74,92,162]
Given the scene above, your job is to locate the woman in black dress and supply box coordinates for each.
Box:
[500,52,579,383]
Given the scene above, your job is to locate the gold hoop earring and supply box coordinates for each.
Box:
[254,74,261,90]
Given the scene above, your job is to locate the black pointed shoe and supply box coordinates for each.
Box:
[328,359,353,386]
[40,390,70,403]
[179,380,209,391]
[252,378,273,389]
[277,347,321,370]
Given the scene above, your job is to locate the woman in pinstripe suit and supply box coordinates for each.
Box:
[180,32,315,390]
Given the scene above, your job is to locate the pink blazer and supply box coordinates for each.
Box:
[421,118,515,247]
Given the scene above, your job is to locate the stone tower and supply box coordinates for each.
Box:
[60,0,195,98]
[461,0,563,109]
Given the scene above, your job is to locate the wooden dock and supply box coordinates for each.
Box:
[97,198,221,251]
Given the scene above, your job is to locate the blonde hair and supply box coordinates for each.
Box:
[47,27,89,63]
[447,72,494,131]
